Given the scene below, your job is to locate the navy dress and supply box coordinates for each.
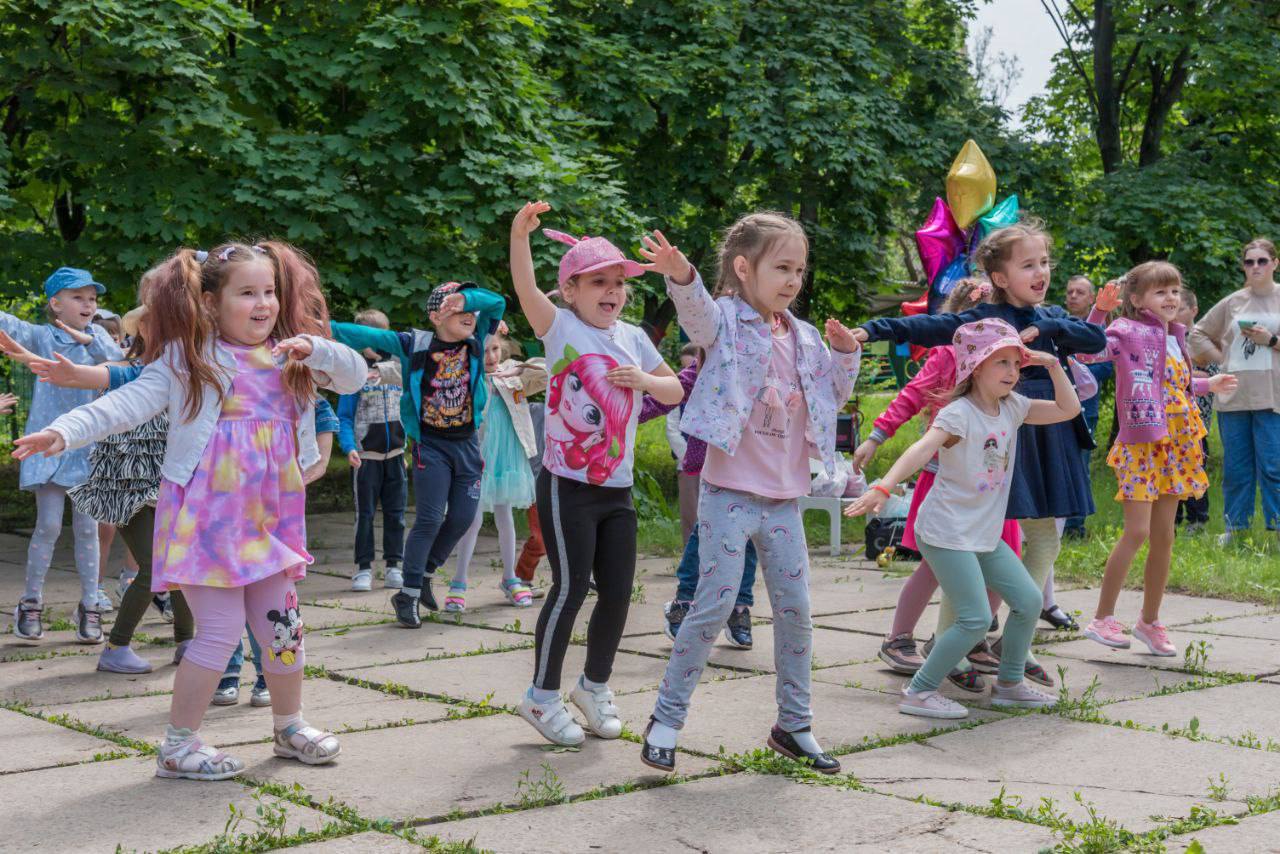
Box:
[861,303,1106,520]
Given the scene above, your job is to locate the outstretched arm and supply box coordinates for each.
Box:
[641,230,721,349]
[510,202,558,338]
[843,427,952,517]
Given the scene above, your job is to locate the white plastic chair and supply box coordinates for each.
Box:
[798,459,843,557]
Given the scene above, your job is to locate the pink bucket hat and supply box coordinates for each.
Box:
[953,318,1032,384]
[543,229,648,288]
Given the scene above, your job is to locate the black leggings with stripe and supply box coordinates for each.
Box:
[531,469,637,691]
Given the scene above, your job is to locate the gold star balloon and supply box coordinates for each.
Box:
[946,139,996,228]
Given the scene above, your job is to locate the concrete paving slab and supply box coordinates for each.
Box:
[1042,634,1280,678]
[303,606,392,630]
[1184,612,1280,642]
[304,622,532,671]
[1050,588,1268,628]
[0,708,132,773]
[1166,809,1280,853]
[286,831,427,853]
[0,647,180,706]
[618,626,874,675]
[1099,681,1280,745]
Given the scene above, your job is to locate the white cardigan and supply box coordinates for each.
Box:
[48,335,367,487]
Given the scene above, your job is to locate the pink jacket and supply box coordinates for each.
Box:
[1079,308,1209,444]
[869,346,955,445]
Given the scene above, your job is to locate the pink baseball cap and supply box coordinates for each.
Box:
[543,229,648,287]
[952,318,1032,385]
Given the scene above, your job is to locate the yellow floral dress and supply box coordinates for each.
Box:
[151,341,311,591]
[1107,348,1208,502]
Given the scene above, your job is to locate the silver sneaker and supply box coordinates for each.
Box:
[250,683,272,708]
[13,600,43,642]
[211,684,240,706]
[383,567,404,589]
[351,569,373,592]
[74,603,104,644]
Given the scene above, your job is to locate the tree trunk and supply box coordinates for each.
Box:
[1138,45,1192,168]
[54,188,85,242]
[1092,0,1123,174]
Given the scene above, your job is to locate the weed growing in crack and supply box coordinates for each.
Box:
[1206,773,1230,802]
[515,761,567,808]
[1182,640,1212,674]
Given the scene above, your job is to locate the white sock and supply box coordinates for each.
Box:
[273,710,303,732]
[163,725,195,750]
[647,721,678,749]
[528,685,559,704]
[789,729,823,754]
[580,675,607,693]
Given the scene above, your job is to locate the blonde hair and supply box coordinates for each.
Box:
[355,308,390,329]
[1117,260,1182,321]
[973,218,1053,304]
[714,212,809,298]
[1242,237,1276,262]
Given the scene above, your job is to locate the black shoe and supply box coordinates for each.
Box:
[1041,606,1078,631]
[391,592,421,628]
[1063,526,1086,540]
[421,577,439,612]
[767,725,840,774]
[990,613,1000,634]
[724,607,753,649]
[640,717,675,773]
[663,600,690,642]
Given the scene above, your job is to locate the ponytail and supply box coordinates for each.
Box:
[143,248,225,421]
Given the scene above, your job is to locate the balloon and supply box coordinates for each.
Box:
[929,254,971,314]
[946,139,996,228]
[914,197,965,285]
[900,294,929,362]
[978,194,1019,237]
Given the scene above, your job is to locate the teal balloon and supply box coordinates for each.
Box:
[978,194,1019,237]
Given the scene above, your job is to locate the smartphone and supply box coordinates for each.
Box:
[1238,319,1256,330]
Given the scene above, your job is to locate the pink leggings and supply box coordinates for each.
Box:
[180,573,305,676]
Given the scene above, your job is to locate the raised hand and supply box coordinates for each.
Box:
[843,487,886,518]
[1095,280,1122,314]
[1020,326,1041,344]
[30,353,80,386]
[638,230,694,284]
[825,318,861,353]
[272,337,314,361]
[434,293,466,320]
[512,201,551,239]
[53,319,94,346]
[1208,373,1238,395]
[13,430,65,461]
[850,327,869,345]
[1025,350,1059,368]
[0,392,17,415]
[0,330,38,365]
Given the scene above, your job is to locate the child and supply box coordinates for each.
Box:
[640,351,761,649]
[509,202,684,747]
[337,308,407,592]
[331,281,506,625]
[1080,267,1236,655]
[15,242,367,780]
[854,279,1023,689]
[637,214,860,774]
[847,319,1079,718]
[852,220,1106,675]
[445,327,545,611]
[1174,289,1215,533]
[6,267,123,643]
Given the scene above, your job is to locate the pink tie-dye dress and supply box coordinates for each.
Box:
[151,341,312,592]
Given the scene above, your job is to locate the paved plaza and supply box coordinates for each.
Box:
[3,513,1279,852]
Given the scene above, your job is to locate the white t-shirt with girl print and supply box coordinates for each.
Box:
[539,308,664,488]
[914,392,1032,552]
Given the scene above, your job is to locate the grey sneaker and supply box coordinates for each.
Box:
[384,567,404,589]
[351,569,373,592]
[878,634,924,674]
[13,600,43,642]
[250,677,271,708]
[211,683,240,706]
[95,586,114,613]
[74,603,104,644]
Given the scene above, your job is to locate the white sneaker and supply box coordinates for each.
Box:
[899,687,968,719]
[96,586,114,613]
[351,570,373,592]
[518,692,585,746]
[384,568,404,589]
[569,679,623,739]
[991,681,1057,709]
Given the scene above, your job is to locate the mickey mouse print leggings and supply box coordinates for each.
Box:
[179,572,305,676]
[653,483,813,733]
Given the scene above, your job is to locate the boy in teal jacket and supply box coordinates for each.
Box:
[331,282,505,627]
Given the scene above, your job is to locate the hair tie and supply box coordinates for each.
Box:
[969,281,992,303]
[194,250,208,264]
[251,245,267,255]
[216,247,235,262]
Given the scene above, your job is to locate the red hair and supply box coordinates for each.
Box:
[143,240,331,421]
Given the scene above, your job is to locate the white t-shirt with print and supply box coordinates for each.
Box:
[539,308,664,488]
[914,392,1033,552]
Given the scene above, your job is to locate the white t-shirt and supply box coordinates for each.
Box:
[539,308,664,488]
[914,392,1033,552]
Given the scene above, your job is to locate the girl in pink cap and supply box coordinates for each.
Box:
[846,318,1080,719]
[510,201,685,748]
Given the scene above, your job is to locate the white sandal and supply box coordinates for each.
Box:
[155,736,244,781]
[273,721,341,765]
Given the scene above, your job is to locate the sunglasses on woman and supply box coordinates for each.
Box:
[1243,258,1273,267]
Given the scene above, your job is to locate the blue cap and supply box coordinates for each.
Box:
[43,267,106,299]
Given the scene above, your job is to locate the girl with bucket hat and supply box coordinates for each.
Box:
[846,318,1081,719]
[509,202,684,748]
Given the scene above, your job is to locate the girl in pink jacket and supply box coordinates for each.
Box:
[1080,264,1236,656]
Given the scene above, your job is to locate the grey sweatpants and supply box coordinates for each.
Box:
[653,483,813,733]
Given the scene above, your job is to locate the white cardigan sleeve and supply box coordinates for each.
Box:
[302,335,368,395]
[46,360,172,451]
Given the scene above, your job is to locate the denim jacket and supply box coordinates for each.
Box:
[666,272,860,478]
[47,335,366,487]
[0,313,123,490]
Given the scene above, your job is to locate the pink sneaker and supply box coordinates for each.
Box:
[1083,616,1130,649]
[1133,619,1177,656]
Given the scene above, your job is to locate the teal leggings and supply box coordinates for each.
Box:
[910,538,1041,693]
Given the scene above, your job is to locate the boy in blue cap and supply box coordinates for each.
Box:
[5,267,122,644]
